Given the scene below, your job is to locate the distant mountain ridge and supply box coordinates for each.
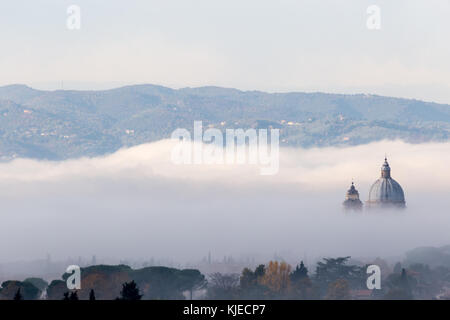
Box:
[0,84,449,160]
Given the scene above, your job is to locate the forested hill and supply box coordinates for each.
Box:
[0,84,449,160]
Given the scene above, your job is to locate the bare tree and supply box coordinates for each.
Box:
[207,273,239,299]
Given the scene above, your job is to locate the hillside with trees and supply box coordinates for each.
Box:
[0,84,449,160]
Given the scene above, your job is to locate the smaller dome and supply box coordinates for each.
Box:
[343,182,363,211]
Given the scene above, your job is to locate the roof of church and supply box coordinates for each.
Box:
[368,158,405,204]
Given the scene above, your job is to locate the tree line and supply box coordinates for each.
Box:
[2,256,449,300]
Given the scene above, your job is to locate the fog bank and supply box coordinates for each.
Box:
[0,140,449,266]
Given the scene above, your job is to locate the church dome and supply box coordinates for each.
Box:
[367,158,405,208]
[343,182,363,211]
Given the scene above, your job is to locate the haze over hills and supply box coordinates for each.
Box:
[0,84,449,160]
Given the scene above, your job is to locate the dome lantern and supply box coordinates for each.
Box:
[381,157,391,178]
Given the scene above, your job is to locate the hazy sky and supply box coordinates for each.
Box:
[1,0,450,103]
[1,140,449,265]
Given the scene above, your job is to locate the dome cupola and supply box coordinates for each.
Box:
[367,157,406,209]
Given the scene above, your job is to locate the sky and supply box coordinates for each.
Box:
[1,140,449,266]
[0,0,450,103]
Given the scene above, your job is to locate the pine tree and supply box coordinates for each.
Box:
[89,289,96,301]
[119,281,142,300]
[69,291,79,301]
[399,268,413,297]
[290,261,314,299]
[291,261,308,282]
[13,288,23,300]
[383,268,414,300]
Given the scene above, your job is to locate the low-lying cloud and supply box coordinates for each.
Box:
[0,139,449,268]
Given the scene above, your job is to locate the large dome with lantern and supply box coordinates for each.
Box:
[367,158,406,208]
